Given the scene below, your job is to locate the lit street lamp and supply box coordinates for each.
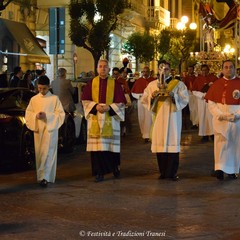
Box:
[175,16,198,73]
[189,22,197,30]
[176,16,197,31]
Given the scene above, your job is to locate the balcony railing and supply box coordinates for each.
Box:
[170,18,179,28]
[127,1,170,28]
[146,6,170,27]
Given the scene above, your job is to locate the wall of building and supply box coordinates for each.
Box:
[0,0,170,79]
[1,1,39,73]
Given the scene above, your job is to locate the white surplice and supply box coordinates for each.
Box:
[192,91,213,136]
[132,93,152,139]
[25,91,65,182]
[208,100,240,173]
[82,100,125,152]
[188,91,199,126]
[141,80,189,153]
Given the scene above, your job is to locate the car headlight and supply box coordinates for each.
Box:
[0,114,14,123]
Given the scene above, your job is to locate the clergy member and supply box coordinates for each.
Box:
[81,59,126,182]
[205,60,240,180]
[141,61,189,181]
[131,66,155,142]
[192,64,218,142]
[25,75,65,187]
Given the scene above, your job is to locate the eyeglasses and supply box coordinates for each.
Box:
[158,68,170,70]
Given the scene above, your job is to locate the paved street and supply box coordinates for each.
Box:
[0,108,240,240]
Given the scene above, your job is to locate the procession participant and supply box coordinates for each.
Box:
[81,59,126,182]
[192,64,218,142]
[25,75,65,187]
[131,66,155,142]
[141,61,189,180]
[183,65,198,128]
[205,60,240,180]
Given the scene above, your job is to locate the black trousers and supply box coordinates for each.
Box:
[91,151,120,176]
[156,152,179,178]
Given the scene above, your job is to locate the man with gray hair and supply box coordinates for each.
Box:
[51,68,76,113]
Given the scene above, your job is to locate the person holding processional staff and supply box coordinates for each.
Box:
[141,61,189,181]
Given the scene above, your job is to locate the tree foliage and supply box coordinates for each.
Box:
[157,29,171,60]
[69,0,129,71]
[157,27,198,71]
[123,32,155,70]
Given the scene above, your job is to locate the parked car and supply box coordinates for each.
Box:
[0,88,80,171]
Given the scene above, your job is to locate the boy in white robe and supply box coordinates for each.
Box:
[25,76,65,187]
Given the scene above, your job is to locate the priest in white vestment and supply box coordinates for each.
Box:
[205,60,240,180]
[25,76,65,187]
[141,61,189,180]
[81,59,126,182]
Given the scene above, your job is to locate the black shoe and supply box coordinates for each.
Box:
[95,175,104,182]
[40,179,48,187]
[172,175,179,181]
[144,138,150,143]
[228,174,237,180]
[211,170,217,177]
[216,170,224,180]
[201,136,209,142]
[113,169,120,178]
[158,175,165,179]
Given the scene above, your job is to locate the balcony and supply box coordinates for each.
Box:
[170,18,179,29]
[146,6,170,29]
[126,0,170,28]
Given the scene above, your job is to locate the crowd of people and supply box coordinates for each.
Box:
[0,66,46,90]
[1,58,240,186]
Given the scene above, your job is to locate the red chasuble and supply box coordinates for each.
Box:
[205,77,240,105]
[192,73,218,92]
[131,77,155,94]
[183,75,196,91]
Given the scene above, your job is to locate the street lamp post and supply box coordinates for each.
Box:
[176,16,197,73]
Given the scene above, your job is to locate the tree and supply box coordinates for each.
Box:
[157,27,198,72]
[123,32,155,71]
[157,29,171,61]
[69,0,129,73]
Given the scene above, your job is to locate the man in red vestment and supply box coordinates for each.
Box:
[205,60,240,180]
[183,65,198,128]
[131,66,155,142]
[112,67,131,136]
[192,64,218,141]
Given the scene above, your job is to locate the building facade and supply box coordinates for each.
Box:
[0,0,196,79]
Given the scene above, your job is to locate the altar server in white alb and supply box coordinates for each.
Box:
[141,61,189,181]
[25,76,65,187]
[205,60,240,181]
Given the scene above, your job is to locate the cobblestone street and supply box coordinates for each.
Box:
[0,109,239,240]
